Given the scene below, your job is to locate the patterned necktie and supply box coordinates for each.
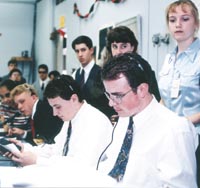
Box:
[79,69,85,88]
[108,117,133,182]
[63,121,72,156]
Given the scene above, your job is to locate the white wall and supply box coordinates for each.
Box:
[0,1,34,76]
[2,0,198,80]
[53,0,177,77]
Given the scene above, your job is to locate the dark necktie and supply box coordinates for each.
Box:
[41,82,45,90]
[30,118,35,138]
[79,69,85,88]
[63,121,72,156]
[108,117,133,182]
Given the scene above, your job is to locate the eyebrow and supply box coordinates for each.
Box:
[52,104,61,107]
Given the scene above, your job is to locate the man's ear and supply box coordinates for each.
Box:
[90,47,94,55]
[137,83,149,98]
[70,94,78,102]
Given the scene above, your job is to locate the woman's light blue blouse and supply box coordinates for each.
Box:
[159,38,200,130]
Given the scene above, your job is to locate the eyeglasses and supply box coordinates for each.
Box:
[104,89,132,104]
[38,71,47,74]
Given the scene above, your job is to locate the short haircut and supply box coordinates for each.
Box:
[106,26,138,54]
[48,70,60,79]
[0,79,17,91]
[38,64,48,73]
[11,83,38,99]
[44,74,83,102]
[72,35,93,50]
[8,59,17,66]
[9,68,22,77]
[102,53,152,92]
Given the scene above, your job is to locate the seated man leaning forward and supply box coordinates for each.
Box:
[9,75,113,168]
[97,53,199,188]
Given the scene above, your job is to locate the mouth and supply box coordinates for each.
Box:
[174,30,183,34]
[114,108,121,113]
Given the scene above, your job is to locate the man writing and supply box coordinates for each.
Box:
[97,53,198,187]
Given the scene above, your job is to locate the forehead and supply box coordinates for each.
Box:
[11,72,20,75]
[75,43,88,50]
[169,4,192,15]
[104,75,129,91]
[112,42,131,45]
[48,96,65,106]
[39,68,47,71]
[14,92,29,101]
[9,64,16,67]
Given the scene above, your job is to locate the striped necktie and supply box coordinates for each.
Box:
[108,117,133,182]
[62,121,72,156]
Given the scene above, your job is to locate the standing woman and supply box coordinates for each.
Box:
[159,0,200,133]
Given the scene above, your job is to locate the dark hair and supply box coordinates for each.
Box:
[7,59,17,66]
[48,70,60,79]
[9,68,22,77]
[0,79,17,91]
[102,53,152,92]
[106,26,138,54]
[44,74,83,102]
[38,64,48,73]
[72,35,93,50]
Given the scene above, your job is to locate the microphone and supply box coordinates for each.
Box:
[0,112,21,127]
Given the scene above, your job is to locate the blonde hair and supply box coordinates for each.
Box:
[166,0,199,28]
[11,83,38,99]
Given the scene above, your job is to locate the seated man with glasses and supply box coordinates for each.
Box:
[97,53,199,188]
[0,79,30,137]
[33,64,49,100]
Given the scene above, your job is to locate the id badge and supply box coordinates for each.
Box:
[170,79,180,98]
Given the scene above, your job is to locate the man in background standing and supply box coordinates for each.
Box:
[71,35,116,119]
[33,64,49,100]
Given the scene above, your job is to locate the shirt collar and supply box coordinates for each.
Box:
[133,97,157,132]
[80,60,95,75]
[32,99,39,119]
[71,100,87,125]
[40,78,49,85]
[170,38,200,64]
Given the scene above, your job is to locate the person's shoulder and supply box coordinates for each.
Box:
[1,74,9,81]
[93,63,101,70]
[83,102,112,123]
[155,103,193,132]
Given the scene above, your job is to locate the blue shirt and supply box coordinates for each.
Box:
[158,38,200,131]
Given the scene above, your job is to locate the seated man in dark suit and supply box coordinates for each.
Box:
[10,83,63,145]
[71,35,116,119]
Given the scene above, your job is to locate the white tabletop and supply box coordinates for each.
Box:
[0,157,116,187]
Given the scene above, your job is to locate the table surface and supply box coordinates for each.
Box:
[0,157,117,187]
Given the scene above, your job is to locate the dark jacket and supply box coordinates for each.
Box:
[25,99,63,145]
[75,64,116,119]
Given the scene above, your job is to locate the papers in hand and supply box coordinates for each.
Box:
[0,138,21,155]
